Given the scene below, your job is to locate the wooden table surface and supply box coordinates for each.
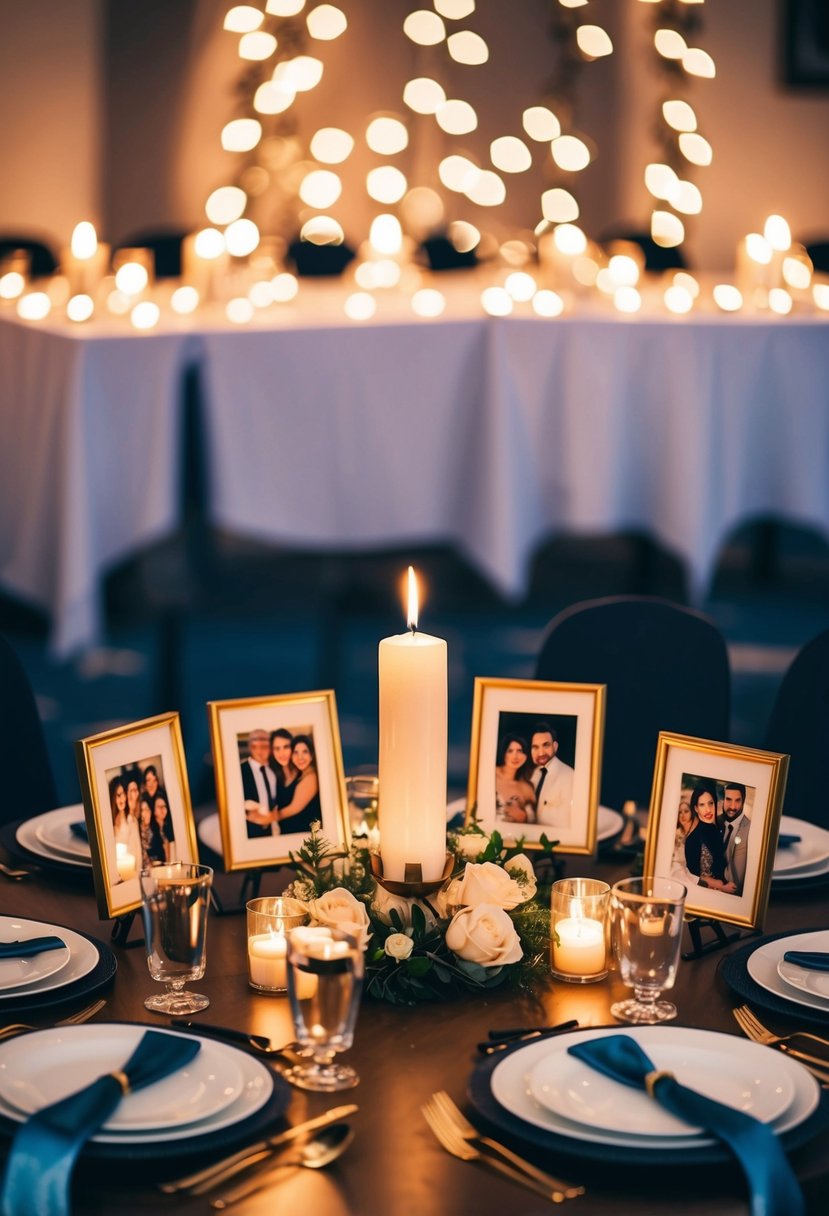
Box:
[2,846,828,1216]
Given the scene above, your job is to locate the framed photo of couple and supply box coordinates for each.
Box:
[75,711,198,920]
[645,732,790,931]
[208,689,349,872]
[466,677,606,855]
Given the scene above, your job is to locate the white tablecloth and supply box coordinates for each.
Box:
[2,282,827,654]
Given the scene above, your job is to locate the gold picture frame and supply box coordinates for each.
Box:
[466,677,605,855]
[644,732,790,931]
[75,711,198,920]
[208,689,349,872]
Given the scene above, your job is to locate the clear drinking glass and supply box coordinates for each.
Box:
[284,926,363,1091]
[345,769,380,847]
[610,875,686,1024]
[139,862,213,1015]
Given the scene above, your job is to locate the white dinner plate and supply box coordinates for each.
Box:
[16,807,92,869]
[0,1025,270,1140]
[0,916,99,1001]
[528,1036,794,1136]
[773,816,829,876]
[490,1026,818,1151]
[777,956,829,1002]
[0,936,70,993]
[747,930,829,1015]
[33,804,91,861]
[445,800,624,844]
[773,856,829,884]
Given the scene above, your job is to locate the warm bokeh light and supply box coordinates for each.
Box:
[558,0,588,7]
[490,136,531,173]
[673,271,700,298]
[254,80,296,113]
[783,254,812,290]
[66,294,94,322]
[226,297,254,323]
[171,285,200,314]
[554,223,587,255]
[366,117,408,155]
[614,286,642,314]
[745,232,772,264]
[300,215,344,244]
[505,271,536,301]
[644,162,678,200]
[114,262,149,295]
[768,287,793,315]
[271,272,299,301]
[683,47,716,77]
[551,135,590,171]
[436,99,478,135]
[221,118,262,152]
[447,30,488,64]
[713,284,743,312]
[678,132,713,166]
[664,284,694,314]
[0,272,25,300]
[224,218,260,256]
[266,0,305,14]
[654,28,686,57]
[194,228,226,259]
[541,188,579,223]
[205,185,247,225]
[306,4,347,39]
[248,280,274,307]
[532,289,564,317]
[669,179,703,215]
[239,31,277,60]
[576,24,613,58]
[369,214,403,255]
[764,214,791,251]
[354,259,401,289]
[299,168,342,208]
[651,210,685,248]
[608,254,639,287]
[662,100,697,132]
[813,284,829,311]
[107,290,131,315]
[434,0,475,17]
[310,127,354,163]
[465,169,505,206]
[344,291,377,320]
[403,10,445,46]
[130,301,160,330]
[403,77,446,115]
[366,166,407,204]
[572,255,599,286]
[523,106,560,141]
[224,6,264,33]
[449,220,480,252]
[274,55,323,91]
[411,288,446,317]
[401,187,444,233]
[439,154,477,192]
[71,222,98,259]
[481,286,512,316]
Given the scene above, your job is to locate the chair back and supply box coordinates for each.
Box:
[763,627,829,828]
[0,634,58,823]
[0,235,59,278]
[116,229,189,278]
[534,596,730,811]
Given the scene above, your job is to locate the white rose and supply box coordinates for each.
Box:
[456,832,489,860]
[371,884,414,928]
[504,854,537,902]
[453,861,527,910]
[445,904,523,967]
[309,887,371,948]
[384,932,414,961]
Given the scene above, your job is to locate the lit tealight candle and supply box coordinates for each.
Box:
[115,841,137,881]
[63,222,111,297]
[248,929,288,990]
[552,917,606,977]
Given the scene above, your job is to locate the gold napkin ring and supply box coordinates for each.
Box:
[109,1070,131,1096]
[644,1069,674,1099]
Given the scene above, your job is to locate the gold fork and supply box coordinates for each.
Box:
[430,1091,584,1199]
[733,1006,829,1077]
[0,862,31,881]
[421,1100,569,1204]
[0,998,106,1042]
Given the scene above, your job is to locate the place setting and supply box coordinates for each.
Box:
[0,803,93,883]
[770,815,829,892]
[723,927,829,1029]
[0,914,116,1016]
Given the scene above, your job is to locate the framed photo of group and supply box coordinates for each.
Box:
[644,732,790,931]
[466,677,606,855]
[75,712,198,919]
[208,689,349,871]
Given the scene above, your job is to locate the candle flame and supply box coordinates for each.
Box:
[71,221,98,260]
[407,565,418,632]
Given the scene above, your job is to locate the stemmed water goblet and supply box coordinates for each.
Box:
[610,875,687,1024]
[139,862,213,1015]
[284,926,363,1091]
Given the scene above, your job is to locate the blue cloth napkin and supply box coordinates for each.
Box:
[777,834,802,848]
[0,937,65,960]
[69,822,88,842]
[0,1030,200,1216]
[783,951,829,972]
[568,1034,803,1216]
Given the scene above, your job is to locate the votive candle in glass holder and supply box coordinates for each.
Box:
[246,897,308,993]
[551,877,610,984]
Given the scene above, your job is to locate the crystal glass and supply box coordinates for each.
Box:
[550,877,610,983]
[610,875,687,1024]
[246,896,309,993]
[345,768,380,848]
[284,926,363,1091]
[140,863,213,1015]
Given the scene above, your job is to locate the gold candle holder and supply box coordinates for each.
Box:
[369,851,453,897]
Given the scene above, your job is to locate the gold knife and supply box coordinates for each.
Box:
[159,1103,358,1194]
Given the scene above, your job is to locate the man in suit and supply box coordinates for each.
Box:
[242,728,278,838]
[530,721,574,829]
[722,781,750,895]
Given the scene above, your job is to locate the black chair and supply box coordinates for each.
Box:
[763,627,829,829]
[534,596,730,811]
[0,634,58,824]
[116,228,190,279]
[599,227,688,273]
[803,239,829,274]
[0,235,59,278]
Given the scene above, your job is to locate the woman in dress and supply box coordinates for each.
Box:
[683,782,736,893]
[138,794,155,868]
[494,734,537,824]
[111,775,141,867]
[248,733,320,836]
[151,792,176,863]
[269,728,298,829]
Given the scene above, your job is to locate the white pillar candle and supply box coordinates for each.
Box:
[248,930,288,990]
[378,567,447,882]
[62,222,110,297]
[552,917,606,977]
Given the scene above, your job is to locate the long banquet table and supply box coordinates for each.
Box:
[2,277,828,655]
[2,840,829,1215]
